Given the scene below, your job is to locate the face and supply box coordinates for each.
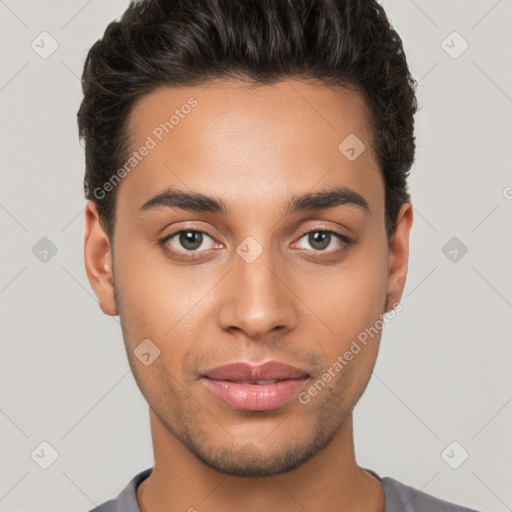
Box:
[84,79,412,477]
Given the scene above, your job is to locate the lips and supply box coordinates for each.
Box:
[203,361,309,382]
[201,361,310,411]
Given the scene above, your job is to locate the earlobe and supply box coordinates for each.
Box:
[385,202,413,311]
[83,200,118,316]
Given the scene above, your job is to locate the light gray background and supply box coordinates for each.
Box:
[1,1,511,511]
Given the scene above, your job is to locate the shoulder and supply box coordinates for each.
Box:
[88,499,118,512]
[381,476,481,512]
[87,468,152,512]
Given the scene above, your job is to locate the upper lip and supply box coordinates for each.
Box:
[202,361,310,382]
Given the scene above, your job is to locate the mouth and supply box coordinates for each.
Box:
[201,361,310,411]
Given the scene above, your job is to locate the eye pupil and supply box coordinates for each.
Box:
[180,231,202,250]
[309,231,330,250]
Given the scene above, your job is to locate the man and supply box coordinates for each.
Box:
[78,0,480,510]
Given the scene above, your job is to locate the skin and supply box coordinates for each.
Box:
[84,78,413,512]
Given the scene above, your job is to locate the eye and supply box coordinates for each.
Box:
[159,229,219,259]
[158,227,353,262]
[292,229,352,255]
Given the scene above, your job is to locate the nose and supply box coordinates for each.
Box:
[216,245,298,340]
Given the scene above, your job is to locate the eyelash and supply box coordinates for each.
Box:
[158,227,353,261]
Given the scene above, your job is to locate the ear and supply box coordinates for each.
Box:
[385,202,413,311]
[83,200,118,316]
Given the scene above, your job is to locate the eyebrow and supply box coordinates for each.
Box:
[138,186,370,216]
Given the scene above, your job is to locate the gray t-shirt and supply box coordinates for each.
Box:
[88,467,480,512]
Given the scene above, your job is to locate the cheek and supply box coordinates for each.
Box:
[113,237,223,386]
[113,233,206,335]
[301,238,389,342]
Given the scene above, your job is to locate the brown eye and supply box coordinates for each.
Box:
[295,230,351,253]
[178,231,204,251]
[307,231,331,251]
[160,229,219,259]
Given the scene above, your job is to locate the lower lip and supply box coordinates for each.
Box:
[202,377,309,411]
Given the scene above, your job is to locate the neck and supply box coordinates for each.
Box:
[136,408,385,512]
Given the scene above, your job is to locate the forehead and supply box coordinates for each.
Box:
[120,79,382,211]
